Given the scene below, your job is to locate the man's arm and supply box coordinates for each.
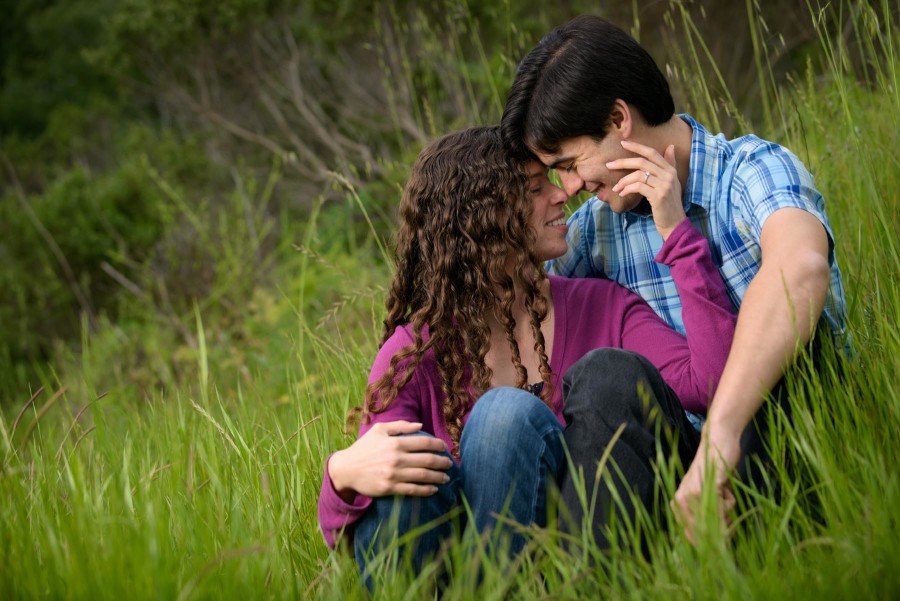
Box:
[672,207,831,541]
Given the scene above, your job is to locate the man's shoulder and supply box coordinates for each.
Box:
[723,133,813,184]
[685,114,810,177]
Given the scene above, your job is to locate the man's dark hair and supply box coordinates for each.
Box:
[501,15,675,160]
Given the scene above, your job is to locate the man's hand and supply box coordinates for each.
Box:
[607,141,685,240]
[328,420,453,502]
[671,430,740,544]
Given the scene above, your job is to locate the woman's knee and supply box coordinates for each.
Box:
[460,387,563,465]
[465,387,558,438]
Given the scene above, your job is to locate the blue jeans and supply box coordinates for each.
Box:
[353,387,565,580]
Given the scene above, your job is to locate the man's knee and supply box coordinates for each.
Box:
[566,348,656,384]
[563,348,660,413]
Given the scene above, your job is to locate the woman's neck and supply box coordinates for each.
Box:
[484,277,555,388]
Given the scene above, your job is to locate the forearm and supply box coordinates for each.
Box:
[327,449,358,503]
[653,219,737,410]
[705,251,829,438]
[318,453,373,548]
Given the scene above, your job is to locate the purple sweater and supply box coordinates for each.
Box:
[318,219,736,548]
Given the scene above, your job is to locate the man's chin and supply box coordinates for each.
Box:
[605,193,648,215]
[627,197,653,216]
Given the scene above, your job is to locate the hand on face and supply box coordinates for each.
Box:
[328,421,453,501]
[606,141,686,240]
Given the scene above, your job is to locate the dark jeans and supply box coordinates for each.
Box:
[559,347,791,550]
[353,387,565,582]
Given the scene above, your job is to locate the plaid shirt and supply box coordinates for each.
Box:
[547,115,849,423]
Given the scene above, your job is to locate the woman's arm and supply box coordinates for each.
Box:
[317,329,452,548]
[606,140,736,410]
[619,219,736,411]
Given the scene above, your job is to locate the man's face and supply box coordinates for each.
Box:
[524,160,570,262]
[532,134,644,214]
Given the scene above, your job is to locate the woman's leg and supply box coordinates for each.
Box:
[353,432,462,586]
[559,348,700,551]
[459,387,565,555]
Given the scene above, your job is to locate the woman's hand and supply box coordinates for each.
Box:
[328,420,453,502]
[607,141,685,240]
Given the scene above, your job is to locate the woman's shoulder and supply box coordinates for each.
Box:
[370,323,435,381]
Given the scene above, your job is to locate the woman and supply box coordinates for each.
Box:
[318,126,736,574]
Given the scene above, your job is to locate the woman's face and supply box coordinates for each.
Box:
[525,160,570,261]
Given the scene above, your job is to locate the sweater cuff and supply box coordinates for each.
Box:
[654,218,696,264]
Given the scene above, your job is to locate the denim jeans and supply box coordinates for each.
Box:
[353,387,565,580]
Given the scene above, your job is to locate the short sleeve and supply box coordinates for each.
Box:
[731,142,836,263]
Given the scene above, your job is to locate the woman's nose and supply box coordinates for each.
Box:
[552,182,569,205]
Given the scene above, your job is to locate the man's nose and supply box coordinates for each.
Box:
[558,170,584,196]
[551,182,569,205]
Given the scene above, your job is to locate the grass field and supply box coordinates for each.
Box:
[2,2,900,599]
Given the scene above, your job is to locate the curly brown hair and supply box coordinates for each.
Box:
[350,126,555,456]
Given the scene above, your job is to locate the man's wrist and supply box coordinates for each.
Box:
[701,413,744,447]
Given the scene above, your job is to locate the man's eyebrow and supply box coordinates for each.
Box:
[546,156,573,169]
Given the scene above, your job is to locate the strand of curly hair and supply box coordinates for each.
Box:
[346,126,555,458]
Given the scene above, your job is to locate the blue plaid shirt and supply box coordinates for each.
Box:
[547,115,849,426]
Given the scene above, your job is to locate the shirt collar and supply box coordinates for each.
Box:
[679,113,721,212]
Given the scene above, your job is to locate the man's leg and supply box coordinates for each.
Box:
[459,387,566,556]
[559,348,700,550]
[735,336,832,489]
[353,432,462,587]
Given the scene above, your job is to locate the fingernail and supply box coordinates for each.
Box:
[605,162,614,168]
[442,474,450,483]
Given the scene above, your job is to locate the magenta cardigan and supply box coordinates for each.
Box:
[318,218,736,548]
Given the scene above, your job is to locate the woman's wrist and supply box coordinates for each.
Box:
[656,215,689,242]
[327,449,356,501]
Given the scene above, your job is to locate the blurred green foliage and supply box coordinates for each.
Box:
[0,0,116,137]
[0,0,872,403]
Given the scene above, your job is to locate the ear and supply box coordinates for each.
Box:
[608,99,633,140]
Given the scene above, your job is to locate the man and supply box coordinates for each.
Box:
[500,15,847,544]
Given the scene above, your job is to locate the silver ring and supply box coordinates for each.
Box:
[643,170,651,184]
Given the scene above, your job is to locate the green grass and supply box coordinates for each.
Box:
[3,1,900,598]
